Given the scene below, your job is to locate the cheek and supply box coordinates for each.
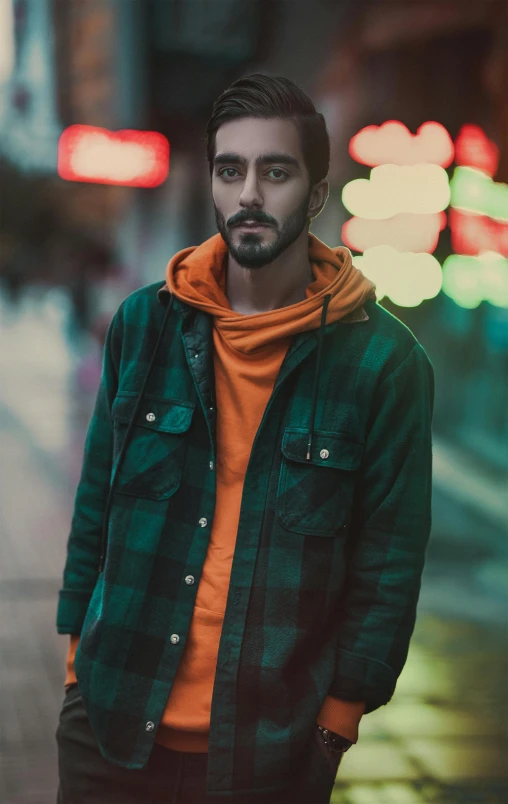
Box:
[266,186,304,220]
[212,181,237,212]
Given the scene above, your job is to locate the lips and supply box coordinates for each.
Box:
[235,222,269,229]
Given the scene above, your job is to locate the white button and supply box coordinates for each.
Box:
[209,461,214,470]
[184,575,195,585]
[199,517,208,527]
[170,634,180,644]
[193,354,199,359]
[145,721,155,731]
[320,449,329,459]
[146,412,156,422]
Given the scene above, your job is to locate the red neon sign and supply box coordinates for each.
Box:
[349,121,454,168]
[454,124,499,177]
[58,125,170,187]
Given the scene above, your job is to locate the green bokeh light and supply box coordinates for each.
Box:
[442,252,508,308]
[450,167,508,222]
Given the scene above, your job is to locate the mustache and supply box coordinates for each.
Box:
[228,211,276,227]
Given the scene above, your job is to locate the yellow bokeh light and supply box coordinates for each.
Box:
[342,212,446,253]
[353,246,443,307]
[342,164,451,219]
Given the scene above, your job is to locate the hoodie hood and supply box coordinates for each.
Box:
[165,232,376,354]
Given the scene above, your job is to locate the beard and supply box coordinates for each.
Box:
[214,189,312,270]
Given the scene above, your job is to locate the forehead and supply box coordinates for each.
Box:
[214,117,304,164]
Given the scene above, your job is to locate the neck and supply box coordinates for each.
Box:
[226,228,313,315]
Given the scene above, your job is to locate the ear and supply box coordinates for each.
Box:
[308,179,329,220]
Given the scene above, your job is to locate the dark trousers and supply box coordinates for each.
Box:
[56,684,341,804]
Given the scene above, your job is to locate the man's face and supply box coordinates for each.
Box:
[211,117,314,269]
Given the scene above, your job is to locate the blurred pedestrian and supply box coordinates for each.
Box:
[62,237,113,344]
[0,245,31,307]
[56,73,434,803]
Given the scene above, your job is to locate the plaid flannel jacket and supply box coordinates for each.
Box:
[56,281,434,797]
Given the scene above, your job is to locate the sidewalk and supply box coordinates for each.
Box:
[333,607,507,803]
[0,406,71,803]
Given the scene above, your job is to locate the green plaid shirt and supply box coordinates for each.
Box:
[57,281,434,797]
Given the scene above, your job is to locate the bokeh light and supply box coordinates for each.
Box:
[353,245,443,307]
[449,209,508,257]
[0,0,15,83]
[442,251,508,308]
[342,164,451,219]
[342,211,447,253]
[57,125,170,187]
[450,166,508,222]
[454,124,499,177]
[349,120,454,168]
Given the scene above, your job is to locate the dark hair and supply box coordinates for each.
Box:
[206,73,330,187]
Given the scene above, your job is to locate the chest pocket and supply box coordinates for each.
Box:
[112,393,195,500]
[276,427,363,537]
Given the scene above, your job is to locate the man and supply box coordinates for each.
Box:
[56,73,434,803]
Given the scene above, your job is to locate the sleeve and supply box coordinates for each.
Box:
[328,342,435,714]
[56,311,121,634]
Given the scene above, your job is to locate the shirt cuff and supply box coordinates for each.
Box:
[316,695,366,743]
[64,635,80,687]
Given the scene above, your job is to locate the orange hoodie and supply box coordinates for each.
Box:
[65,231,375,753]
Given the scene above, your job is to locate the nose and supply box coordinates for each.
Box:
[238,168,263,210]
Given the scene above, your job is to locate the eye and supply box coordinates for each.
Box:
[267,168,288,180]
[218,167,239,179]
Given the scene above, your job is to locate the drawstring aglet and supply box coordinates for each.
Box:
[305,293,330,464]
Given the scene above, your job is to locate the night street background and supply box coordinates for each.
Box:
[1,1,508,802]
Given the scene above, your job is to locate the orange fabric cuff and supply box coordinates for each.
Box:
[64,635,80,687]
[316,695,366,743]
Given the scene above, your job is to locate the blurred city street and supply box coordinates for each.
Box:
[0,290,506,804]
[1,1,508,802]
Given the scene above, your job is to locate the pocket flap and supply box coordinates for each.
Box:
[281,427,363,470]
[112,394,195,433]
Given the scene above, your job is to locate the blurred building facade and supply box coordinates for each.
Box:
[0,0,507,471]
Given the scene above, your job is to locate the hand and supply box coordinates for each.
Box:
[314,726,350,775]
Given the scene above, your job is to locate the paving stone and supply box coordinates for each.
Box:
[338,743,421,781]
[406,738,508,782]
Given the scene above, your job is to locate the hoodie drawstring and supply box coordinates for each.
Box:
[98,293,174,573]
[306,293,331,461]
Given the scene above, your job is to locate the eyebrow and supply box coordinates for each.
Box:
[213,152,301,170]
